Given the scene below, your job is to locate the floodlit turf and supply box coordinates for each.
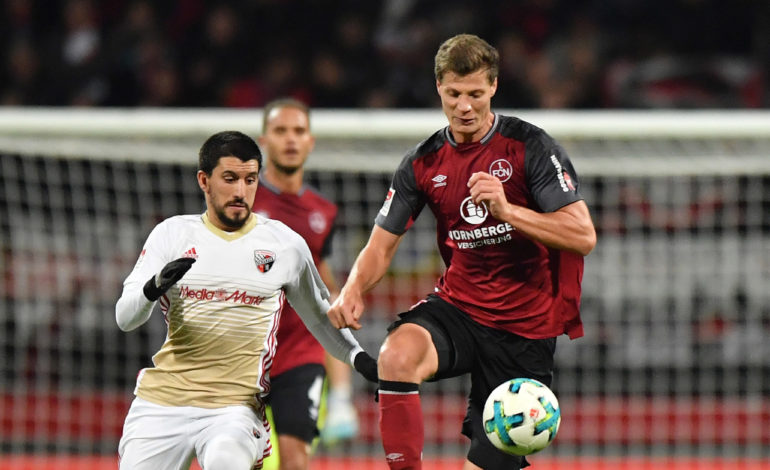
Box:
[0,455,769,470]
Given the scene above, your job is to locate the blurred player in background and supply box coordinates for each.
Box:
[116,130,377,470]
[328,34,596,470]
[254,98,361,470]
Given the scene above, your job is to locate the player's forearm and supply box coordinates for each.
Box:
[343,229,400,295]
[343,250,388,295]
[317,261,339,298]
[311,321,364,366]
[503,201,596,255]
[297,299,364,366]
[115,285,155,331]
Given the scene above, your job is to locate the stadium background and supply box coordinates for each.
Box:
[2,1,770,469]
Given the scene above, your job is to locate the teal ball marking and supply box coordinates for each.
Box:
[484,399,524,446]
[509,377,544,394]
[534,396,561,441]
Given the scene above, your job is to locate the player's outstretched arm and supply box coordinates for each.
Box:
[115,257,196,331]
[328,226,402,330]
[284,237,378,382]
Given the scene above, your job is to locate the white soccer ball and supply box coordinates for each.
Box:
[482,378,561,456]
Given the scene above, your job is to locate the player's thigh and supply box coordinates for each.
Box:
[195,404,269,470]
[118,397,195,470]
[386,294,478,381]
[464,331,556,469]
[472,331,557,403]
[267,363,326,443]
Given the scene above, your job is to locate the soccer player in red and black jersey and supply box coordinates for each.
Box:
[328,34,596,470]
[254,98,361,470]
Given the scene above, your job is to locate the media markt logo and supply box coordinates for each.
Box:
[460,196,488,224]
[254,250,276,273]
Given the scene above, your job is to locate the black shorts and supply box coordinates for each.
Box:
[265,363,326,443]
[388,294,557,470]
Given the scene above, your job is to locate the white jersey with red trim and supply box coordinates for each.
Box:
[115,212,362,412]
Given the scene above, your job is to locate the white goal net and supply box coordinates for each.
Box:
[1,108,769,467]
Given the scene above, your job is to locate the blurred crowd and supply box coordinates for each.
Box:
[1,0,767,109]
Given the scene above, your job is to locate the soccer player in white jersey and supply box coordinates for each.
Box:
[115,130,377,470]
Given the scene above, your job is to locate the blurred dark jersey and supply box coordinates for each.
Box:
[253,178,338,376]
[375,114,585,339]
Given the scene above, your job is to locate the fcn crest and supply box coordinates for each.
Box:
[254,250,276,273]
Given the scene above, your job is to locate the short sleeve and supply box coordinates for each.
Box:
[526,141,583,213]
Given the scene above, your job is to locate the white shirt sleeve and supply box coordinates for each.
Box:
[283,237,364,366]
[115,221,172,331]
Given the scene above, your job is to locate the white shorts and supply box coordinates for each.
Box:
[118,397,270,470]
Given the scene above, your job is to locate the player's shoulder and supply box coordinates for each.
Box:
[399,127,448,167]
[496,114,555,147]
[154,214,202,231]
[258,216,307,246]
[497,114,558,155]
[300,185,337,211]
[259,218,313,261]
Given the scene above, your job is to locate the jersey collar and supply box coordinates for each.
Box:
[201,212,257,241]
[259,174,306,197]
[444,113,499,147]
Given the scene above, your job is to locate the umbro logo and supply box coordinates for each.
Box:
[432,174,447,187]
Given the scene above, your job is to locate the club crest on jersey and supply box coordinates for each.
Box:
[489,159,513,182]
[309,211,327,234]
[254,250,276,273]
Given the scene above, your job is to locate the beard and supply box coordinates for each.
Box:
[213,200,251,230]
[273,160,301,176]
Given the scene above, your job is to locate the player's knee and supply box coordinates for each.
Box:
[278,451,308,470]
[379,324,436,381]
[201,435,255,470]
[277,435,310,470]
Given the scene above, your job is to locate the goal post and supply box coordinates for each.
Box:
[1,108,769,463]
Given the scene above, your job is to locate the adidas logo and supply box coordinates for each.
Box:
[183,247,199,259]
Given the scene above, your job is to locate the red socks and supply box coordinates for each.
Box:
[378,380,423,470]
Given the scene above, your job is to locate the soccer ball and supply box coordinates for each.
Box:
[482,378,561,456]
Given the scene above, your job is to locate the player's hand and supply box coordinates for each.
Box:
[327,288,364,330]
[353,351,379,383]
[468,171,510,221]
[143,257,196,301]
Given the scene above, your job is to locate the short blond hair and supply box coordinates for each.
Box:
[434,34,499,84]
[261,98,310,134]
